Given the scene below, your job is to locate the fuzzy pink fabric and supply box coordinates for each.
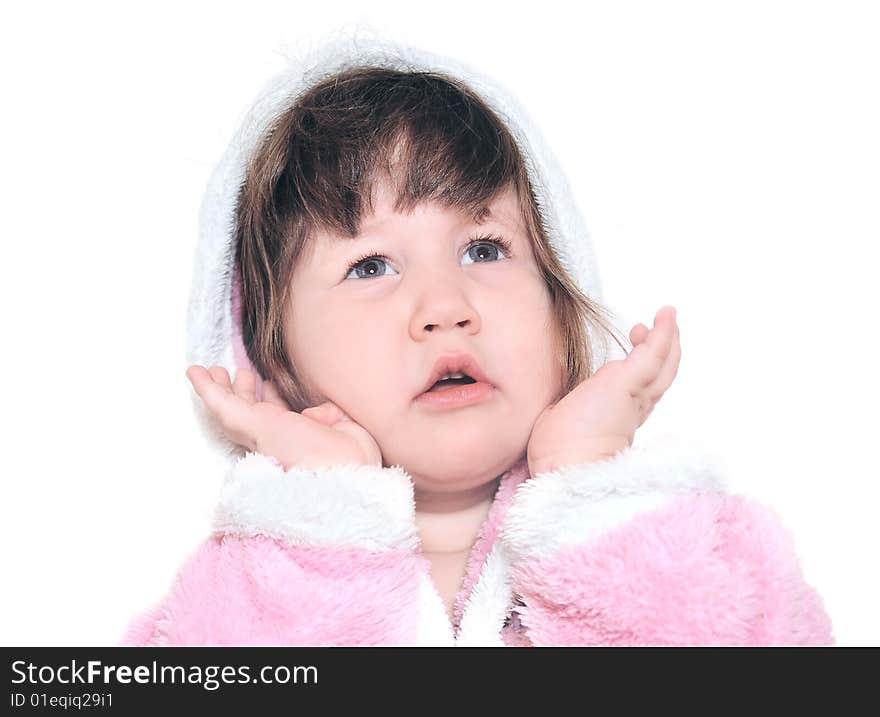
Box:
[122,486,834,646]
[508,493,835,646]
[450,453,530,638]
[500,608,533,647]
[121,536,422,646]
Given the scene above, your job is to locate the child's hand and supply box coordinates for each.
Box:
[526,306,680,476]
[185,366,383,471]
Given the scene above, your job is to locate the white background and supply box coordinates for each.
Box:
[2,1,877,646]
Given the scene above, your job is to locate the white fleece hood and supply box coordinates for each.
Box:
[186,28,630,463]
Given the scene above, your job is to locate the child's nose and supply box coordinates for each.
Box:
[420,317,477,334]
[407,280,481,339]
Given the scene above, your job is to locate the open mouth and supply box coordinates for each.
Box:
[426,375,478,393]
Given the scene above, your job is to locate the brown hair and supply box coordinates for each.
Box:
[234,65,628,412]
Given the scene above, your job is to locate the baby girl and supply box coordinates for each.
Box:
[121,32,833,646]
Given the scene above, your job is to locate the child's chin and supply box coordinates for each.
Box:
[388,439,517,481]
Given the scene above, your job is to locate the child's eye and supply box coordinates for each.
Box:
[344,255,396,280]
[343,234,513,281]
[461,234,513,265]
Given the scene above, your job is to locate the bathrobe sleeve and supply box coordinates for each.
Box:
[119,452,424,646]
[499,436,835,646]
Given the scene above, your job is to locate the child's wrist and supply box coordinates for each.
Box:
[528,438,630,476]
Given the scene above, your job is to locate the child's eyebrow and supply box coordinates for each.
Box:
[329,204,497,243]
[472,205,492,224]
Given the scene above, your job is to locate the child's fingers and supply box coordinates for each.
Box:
[302,401,347,426]
[629,322,650,349]
[301,405,334,425]
[185,366,207,397]
[626,306,677,389]
[233,368,257,404]
[186,365,221,393]
[186,365,256,448]
[208,366,232,389]
[646,321,680,399]
[260,379,293,411]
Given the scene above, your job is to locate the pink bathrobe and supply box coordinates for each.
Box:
[121,32,834,647]
[121,440,833,646]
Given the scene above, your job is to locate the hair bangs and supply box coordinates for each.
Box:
[273,67,523,241]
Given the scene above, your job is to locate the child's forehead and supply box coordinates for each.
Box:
[360,202,491,233]
[327,184,520,244]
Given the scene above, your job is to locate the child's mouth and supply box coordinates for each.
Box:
[426,376,477,393]
[416,376,494,410]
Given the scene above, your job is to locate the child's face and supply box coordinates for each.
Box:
[285,179,564,490]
